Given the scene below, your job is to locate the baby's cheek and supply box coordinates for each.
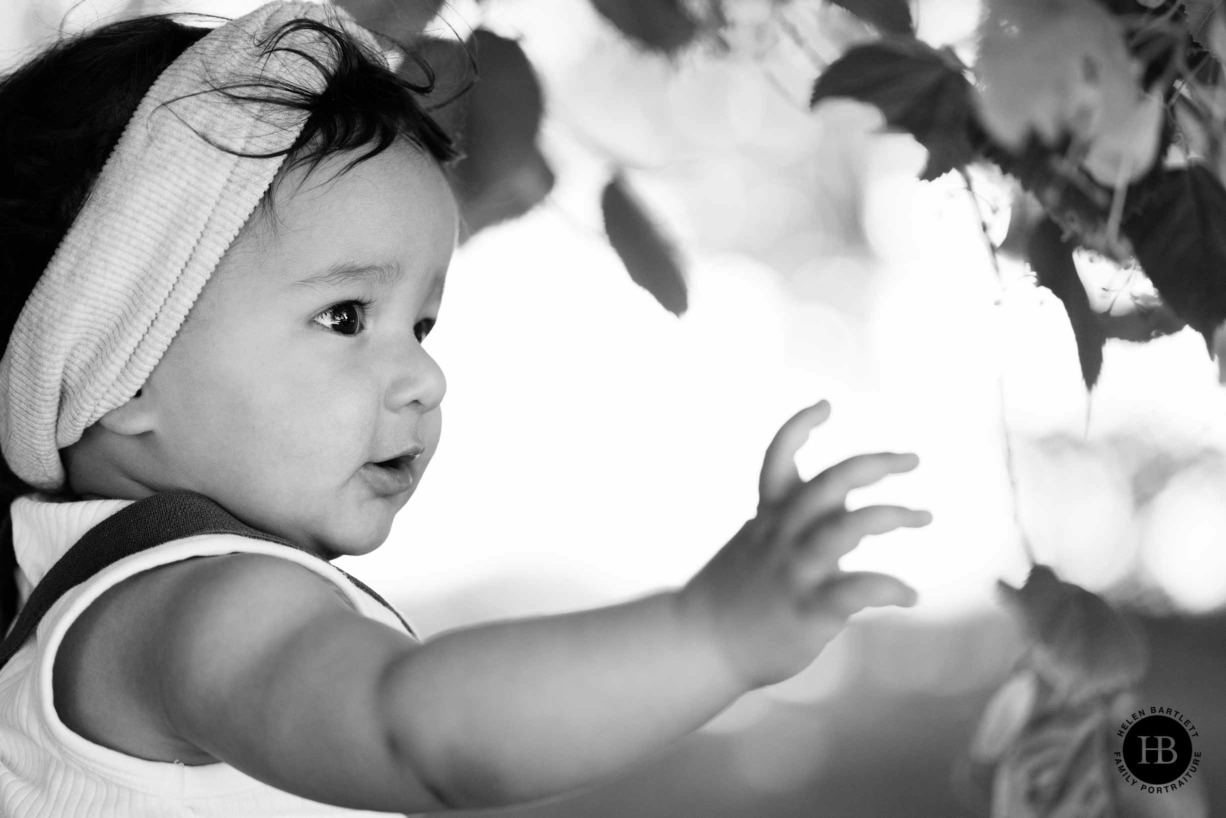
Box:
[262,364,379,466]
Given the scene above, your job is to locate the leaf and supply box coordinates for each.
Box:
[1094,293,1186,343]
[810,40,975,180]
[1080,91,1165,188]
[448,30,554,237]
[1027,218,1106,390]
[828,0,914,36]
[338,0,444,39]
[459,147,555,241]
[589,0,706,54]
[1182,0,1224,55]
[460,30,542,165]
[602,174,688,315]
[997,565,1148,698]
[403,35,475,139]
[1121,165,1226,348]
[975,0,1137,152]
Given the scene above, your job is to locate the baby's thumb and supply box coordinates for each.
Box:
[811,571,918,617]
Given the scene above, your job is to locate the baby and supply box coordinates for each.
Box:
[0,3,931,816]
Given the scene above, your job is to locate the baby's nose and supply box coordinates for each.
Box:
[384,342,446,412]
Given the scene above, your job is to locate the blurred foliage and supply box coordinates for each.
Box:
[346,0,1226,386]
[442,29,554,237]
[970,566,1164,817]
[338,4,554,239]
[807,0,1226,392]
[588,0,722,54]
[340,0,704,313]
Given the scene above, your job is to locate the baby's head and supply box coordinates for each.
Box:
[0,3,463,558]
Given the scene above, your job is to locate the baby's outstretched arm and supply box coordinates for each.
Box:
[142,400,928,813]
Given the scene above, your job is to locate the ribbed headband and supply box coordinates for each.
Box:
[0,1,391,491]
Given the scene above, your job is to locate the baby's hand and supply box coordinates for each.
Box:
[677,399,931,691]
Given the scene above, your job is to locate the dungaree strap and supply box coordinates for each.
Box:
[0,490,413,670]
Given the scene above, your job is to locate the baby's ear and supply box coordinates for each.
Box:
[96,387,155,436]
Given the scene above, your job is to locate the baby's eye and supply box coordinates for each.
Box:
[415,317,436,343]
[312,300,368,336]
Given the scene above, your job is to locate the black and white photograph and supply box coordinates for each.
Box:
[0,0,1222,815]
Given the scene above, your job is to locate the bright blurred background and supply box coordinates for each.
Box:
[4,0,1225,814]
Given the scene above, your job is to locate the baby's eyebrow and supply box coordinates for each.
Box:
[289,260,404,291]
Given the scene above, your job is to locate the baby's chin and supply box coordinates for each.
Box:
[318,533,389,561]
[260,474,413,552]
[309,507,397,560]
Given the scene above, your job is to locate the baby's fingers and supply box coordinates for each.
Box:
[758,400,831,510]
[808,571,918,617]
[795,505,931,583]
[778,452,920,542]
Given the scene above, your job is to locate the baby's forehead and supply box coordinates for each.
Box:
[215,144,455,290]
[259,143,446,226]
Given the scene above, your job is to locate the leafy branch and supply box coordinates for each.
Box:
[807,0,1226,392]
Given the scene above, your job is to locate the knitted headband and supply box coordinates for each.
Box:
[0,1,393,492]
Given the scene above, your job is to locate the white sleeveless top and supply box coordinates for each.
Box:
[0,493,416,817]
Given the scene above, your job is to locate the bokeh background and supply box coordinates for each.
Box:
[4,0,1225,814]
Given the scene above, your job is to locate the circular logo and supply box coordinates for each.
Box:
[1122,716,1193,784]
[1115,707,1202,793]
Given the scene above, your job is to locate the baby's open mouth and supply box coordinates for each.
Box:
[361,454,418,496]
[370,444,424,471]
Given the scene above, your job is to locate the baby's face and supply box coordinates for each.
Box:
[134,142,457,558]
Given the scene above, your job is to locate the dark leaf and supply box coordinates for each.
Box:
[449,30,553,237]
[458,148,555,242]
[602,174,688,315]
[828,0,914,36]
[1182,0,1220,49]
[1093,0,1157,13]
[1093,293,1187,343]
[402,34,475,140]
[462,30,542,162]
[338,0,444,39]
[1122,165,1226,349]
[998,565,1148,698]
[810,41,975,179]
[589,0,704,54]
[1027,218,1106,390]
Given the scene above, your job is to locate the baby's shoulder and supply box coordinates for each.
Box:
[138,548,358,621]
[54,550,355,763]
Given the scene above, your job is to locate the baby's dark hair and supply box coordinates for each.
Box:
[0,11,465,629]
